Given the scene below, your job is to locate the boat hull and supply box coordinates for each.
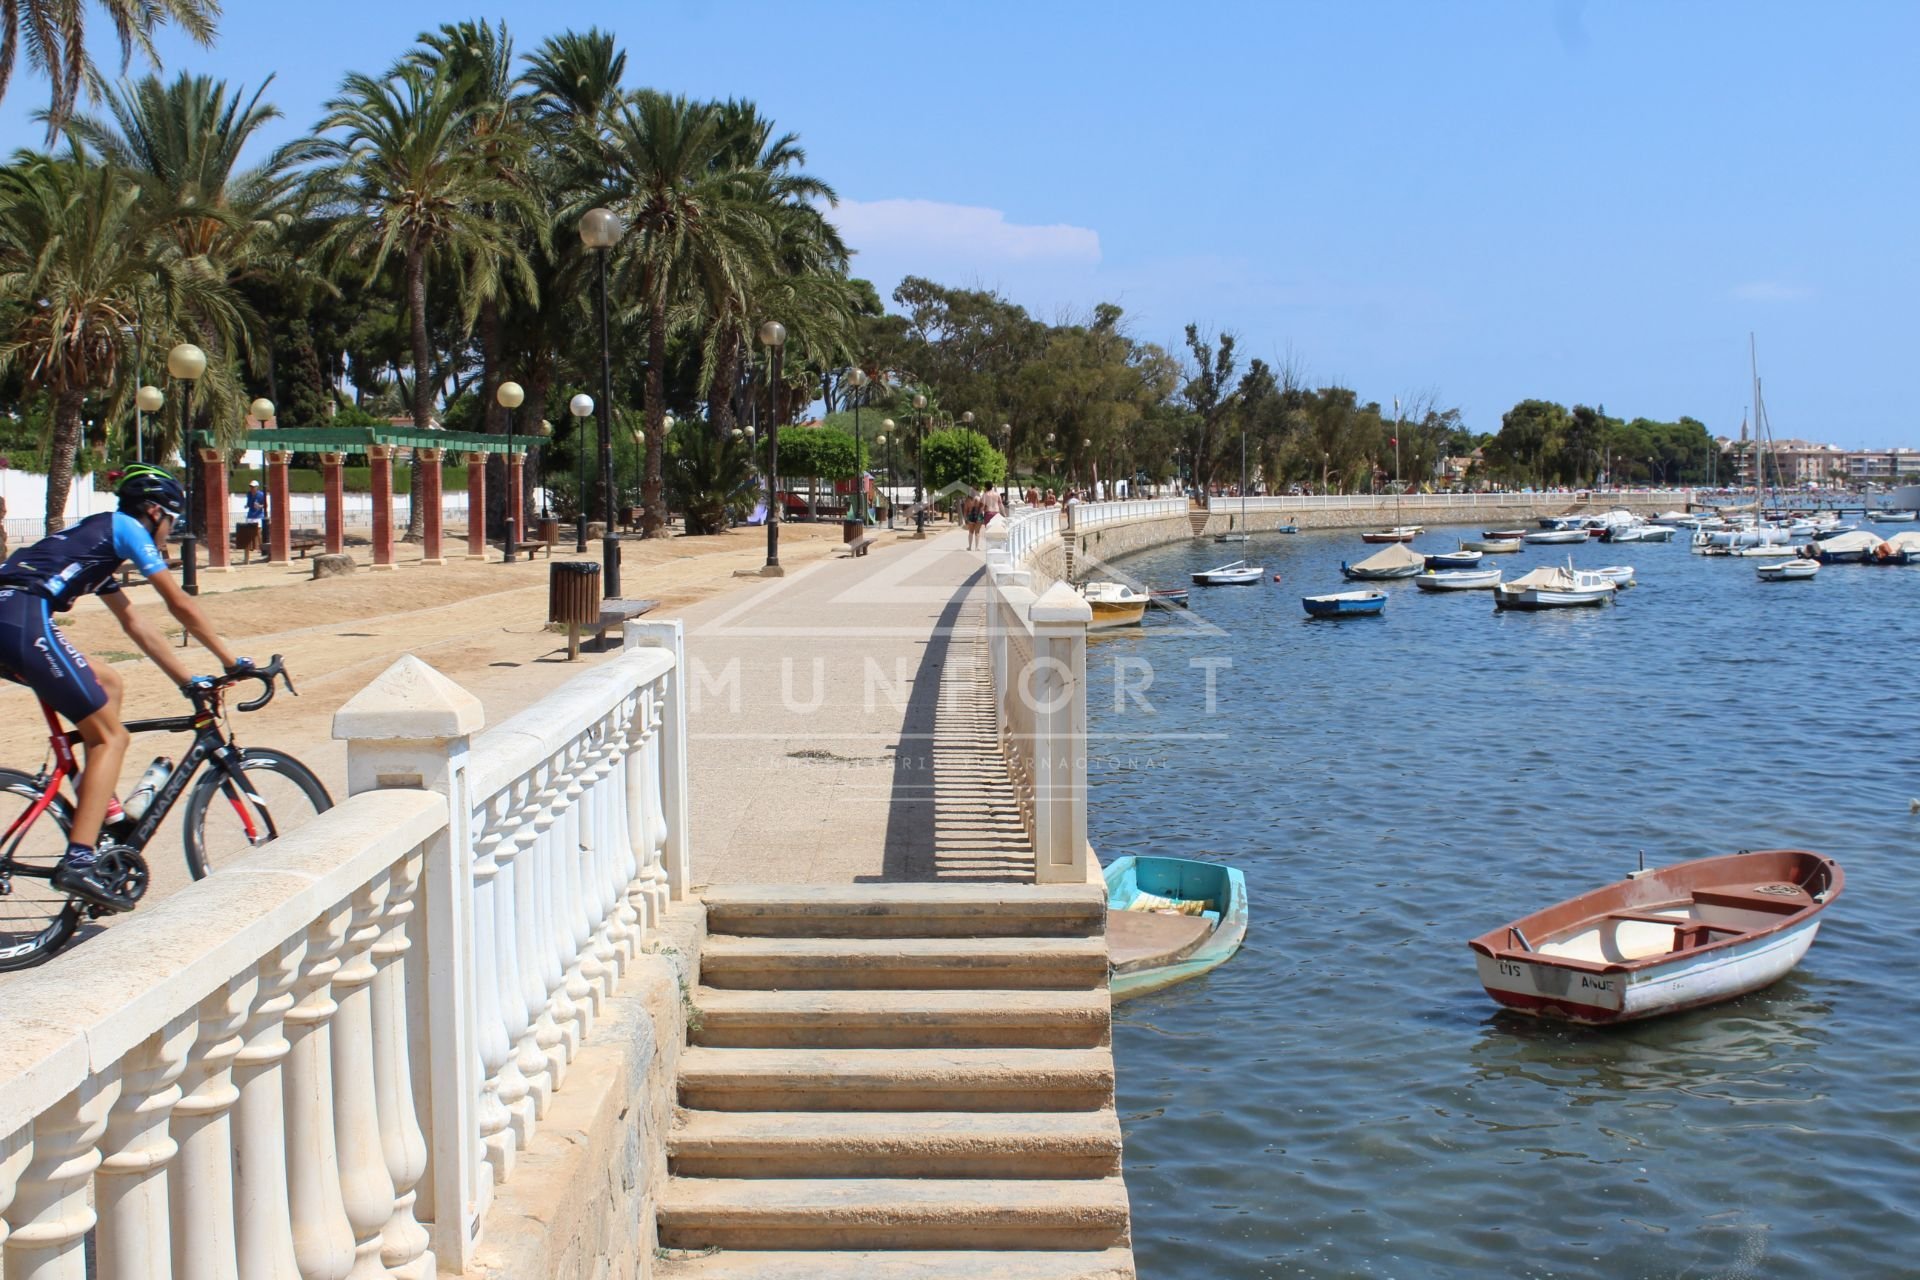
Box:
[1463,539,1523,553]
[1192,569,1263,585]
[1087,601,1148,630]
[1414,570,1502,591]
[1521,529,1588,545]
[1341,563,1421,581]
[1105,856,1248,1002]
[1493,587,1613,609]
[1303,592,1386,616]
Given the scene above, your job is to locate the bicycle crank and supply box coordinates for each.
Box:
[90,847,151,915]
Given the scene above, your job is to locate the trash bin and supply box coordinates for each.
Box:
[842,517,864,543]
[536,516,559,544]
[549,561,601,660]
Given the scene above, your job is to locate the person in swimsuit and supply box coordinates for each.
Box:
[0,466,248,911]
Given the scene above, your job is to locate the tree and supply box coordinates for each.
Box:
[317,60,538,537]
[1488,399,1570,487]
[920,427,1005,497]
[666,418,754,534]
[3,0,218,140]
[1179,325,1239,493]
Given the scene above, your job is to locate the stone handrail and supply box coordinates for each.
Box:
[1206,489,1697,512]
[998,496,1187,567]
[0,619,690,1275]
[982,567,1091,885]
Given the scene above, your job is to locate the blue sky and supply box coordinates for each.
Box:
[5,1,1915,445]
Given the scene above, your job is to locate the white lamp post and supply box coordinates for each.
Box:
[167,343,207,594]
[579,206,625,592]
[498,380,525,562]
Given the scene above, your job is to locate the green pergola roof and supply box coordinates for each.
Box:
[192,425,537,455]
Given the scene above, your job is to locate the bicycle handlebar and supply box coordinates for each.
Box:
[221,655,297,713]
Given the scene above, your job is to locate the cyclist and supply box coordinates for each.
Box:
[0,465,247,912]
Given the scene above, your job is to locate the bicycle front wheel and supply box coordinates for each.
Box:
[184,749,333,879]
[0,767,81,970]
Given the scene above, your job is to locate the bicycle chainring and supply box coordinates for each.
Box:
[96,848,151,906]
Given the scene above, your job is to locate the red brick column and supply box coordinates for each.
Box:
[369,444,395,570]
[464,452,487,559]
[198,448,231,571]
[266,450,292,564]
[417,447,444,565]
[321,452,345,555]
[507,452,527,550]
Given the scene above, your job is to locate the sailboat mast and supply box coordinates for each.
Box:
[1750,333,1765,518]
[1240,419,1248,529]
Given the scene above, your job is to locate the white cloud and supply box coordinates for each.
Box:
[828,198,1101,267]
[1731,281,1812,302]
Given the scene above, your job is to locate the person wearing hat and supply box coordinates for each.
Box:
[240,478,266,563]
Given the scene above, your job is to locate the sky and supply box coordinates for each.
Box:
[4,0,1916,446]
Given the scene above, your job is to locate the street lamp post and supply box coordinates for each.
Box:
[961,410,974,441]
[570,393,593,550]
[167,343,206,595]
[636,417,661,529]
[135,384,163,466]
[912,393,928,538]
[847,367,869,524]
[579,206,625,596]
[879,421,895,528]
[1000,423,1012,497]
[759,320,787,571]
[498,380,524,562]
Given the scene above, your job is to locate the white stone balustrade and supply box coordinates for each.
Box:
[0,622,690,1276]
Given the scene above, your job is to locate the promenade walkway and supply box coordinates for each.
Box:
[676,526,1033,885]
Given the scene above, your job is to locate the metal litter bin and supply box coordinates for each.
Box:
[549,561,601,659]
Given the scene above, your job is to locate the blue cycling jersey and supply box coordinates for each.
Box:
[0,510,171,610]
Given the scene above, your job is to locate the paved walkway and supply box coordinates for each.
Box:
[675,527,1033,886]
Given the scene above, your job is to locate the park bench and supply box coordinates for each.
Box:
[291,538,323,559]
[512,540,552,560]
[593,598,656,647]
[841,533,882,558]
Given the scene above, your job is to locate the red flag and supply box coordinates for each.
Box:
[1390,437,1398,445]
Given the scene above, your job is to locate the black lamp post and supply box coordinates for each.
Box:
[570,393,593,550]
[847,367,869,523]
[498,380,523,562]
[580,206,624,596]
[167,343,206,595]
[135,384,163,466]
[879,420,895,528]
[912,393,928,538]
[759,320,787,571]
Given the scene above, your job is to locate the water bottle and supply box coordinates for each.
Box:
[123,757,172,822]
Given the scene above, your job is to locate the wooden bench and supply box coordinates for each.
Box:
[841,533,882,558]
[512,540,552,560]
[291,539,323,559]
[593,598,656,646]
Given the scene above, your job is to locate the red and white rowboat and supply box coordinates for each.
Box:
[1467,850,1842,1025]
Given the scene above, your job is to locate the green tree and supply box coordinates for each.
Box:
[1179,325,1239,493]
[1488,399,1570,487]
[920,427,1005,497]
[666,418,755,534]
[4,0,217,140]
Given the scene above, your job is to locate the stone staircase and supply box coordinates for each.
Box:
[1187,510,1209,536]
[657,884,1133,1279]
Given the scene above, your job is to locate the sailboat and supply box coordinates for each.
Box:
[1214,422,1253,542]
[1197,418,1264,583]
[1698,339,1794,556]
[1362,399,1420,542]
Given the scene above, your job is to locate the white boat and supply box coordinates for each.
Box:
[1729,543,1802,558]
[1341,543,1426,581]
[1492,562,1617,610]
[1592,565,1636,587]
[1359,525,1423,543]
[1803,530,1884,564]
[1652,510,1700,527]
[1756,558,1818,581]
[1414,568,1503,591]
[1463,538,1523,553]
[1604,524,1676,543]
[1877,509,1918,523]
[1521,527,1588,545]
[1078,580,1149,630]
[1192,559,1264,586]
[1883,531,1920,564]
[1425,548,1484,569]
[1213,532,1250,543]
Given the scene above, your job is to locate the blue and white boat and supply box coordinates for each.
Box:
[1425,548,1485,570]
[1104,856,1248,1002]
[1303,589,1387,617]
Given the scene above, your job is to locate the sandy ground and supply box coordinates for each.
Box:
[0,520,884,919]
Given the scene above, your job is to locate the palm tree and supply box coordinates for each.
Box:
[603,91,770,536]
[1,0,218,140]
[316,60,537,537]
[0,154,246,532]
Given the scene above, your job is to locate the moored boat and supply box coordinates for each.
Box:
[1604,524,1676,543]
[1756,558,1818,581]
[1192,559,1264,586]
[1492,563,1616,610]
[1521,527,1588,545]
[1467,849,1843,1025]
[1801,530,1883,564]
[1591,565,1635,588]
[1463,538,1523,553]
[1481,529,1528,540]
[1341,543,1425,580]
[1303,589,1387,617]
[1425,548,1484,570]
[1414,568,1502,591]
[1360,525,1423,543]
[1147,587,1190,608]
[1876,509,1917,523]
[1078,580,1149,630]
[1105,856,1248,1002]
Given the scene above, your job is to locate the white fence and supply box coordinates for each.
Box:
[998,496,1188,567]
[1205,489,1698,513]
[0,620,689,1276]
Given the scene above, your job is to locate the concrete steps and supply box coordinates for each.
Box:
[692,988,1111,1049]
[662,882,1131,1276]
[1188,511,1210,535]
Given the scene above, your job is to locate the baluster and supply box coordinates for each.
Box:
[575,720,617,998]
[375,850,434,1279]
[529,755,580,1078]
[486,787,536,1147]
[604,699,642,963]
[4,1076,117,1280]
[331,877,398,1280]
[95,1014,196,1280]
[470,790,520,1180]
[586,713,627,985]
[284,906,355,1280]
[171,973,256,1280]
[0,1124,29,1249]
[558,737,603,1027]
[641,683,672,924]
[624,686,658,936]
[508,773,555,1118]
[232,940,305,1280]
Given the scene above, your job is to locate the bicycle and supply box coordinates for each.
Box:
[0,655,331,970]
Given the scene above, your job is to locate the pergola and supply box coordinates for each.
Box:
[190,426,535,570]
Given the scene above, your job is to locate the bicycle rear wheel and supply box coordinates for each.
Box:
[0,767,81,970]
[183,748,333,879]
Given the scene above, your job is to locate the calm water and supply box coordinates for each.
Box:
[1087,526,1920,1280]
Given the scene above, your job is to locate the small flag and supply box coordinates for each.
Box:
[1390,437,1398,446]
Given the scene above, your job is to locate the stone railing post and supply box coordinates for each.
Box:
[332,655,487,1272]
[0,1125,29,1250]
[284,908,355,1280]
[1027,582,1091,884]
[169,975,255,1279]
[624,620,690,900]
[374,849,433,1279]
[5,1076,118,1279]
[94,1014,195,1280]
[331,879,397,1280]
[987,569,1029,745]
[232,942,304,1280]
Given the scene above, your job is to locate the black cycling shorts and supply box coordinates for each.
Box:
[0,588,110,724]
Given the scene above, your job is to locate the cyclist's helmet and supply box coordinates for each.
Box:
[117,465,188,520]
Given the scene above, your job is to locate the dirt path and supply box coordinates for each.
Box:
[1,522,885,923]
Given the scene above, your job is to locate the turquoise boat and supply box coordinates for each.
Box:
[1104,856,1248,1001]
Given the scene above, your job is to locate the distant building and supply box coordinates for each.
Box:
[1716,435,1911,487]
